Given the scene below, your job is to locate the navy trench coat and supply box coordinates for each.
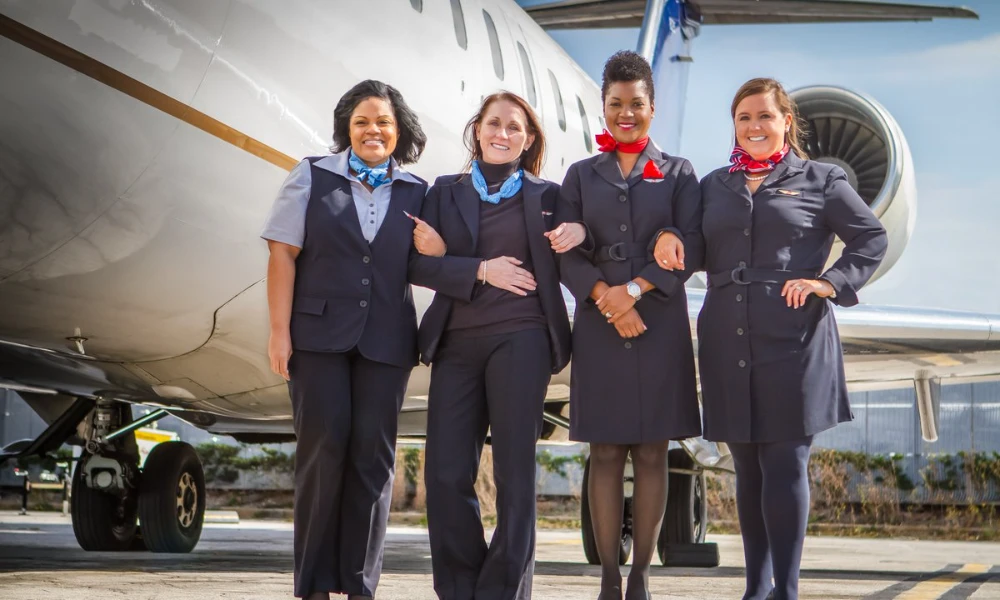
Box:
[556,144,703,444]
[698,152,888,443]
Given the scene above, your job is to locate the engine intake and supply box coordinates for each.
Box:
[790,86,916,282]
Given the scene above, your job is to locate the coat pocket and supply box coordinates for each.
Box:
[292,296,327,316]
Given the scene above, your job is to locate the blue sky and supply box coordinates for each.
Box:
[517,0,999,315]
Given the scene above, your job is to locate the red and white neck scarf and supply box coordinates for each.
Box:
[596,129,649,154]
[728,143,790,174]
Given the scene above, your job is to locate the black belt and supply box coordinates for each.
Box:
[707,267,816,288]
[595,242,648,263]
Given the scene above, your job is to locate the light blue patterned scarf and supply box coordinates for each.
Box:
[471,160,523,205]
[349,150,391,188]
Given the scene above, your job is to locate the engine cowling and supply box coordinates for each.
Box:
[790,86,916,283]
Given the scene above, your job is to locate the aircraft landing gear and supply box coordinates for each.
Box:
[68,400,206,553]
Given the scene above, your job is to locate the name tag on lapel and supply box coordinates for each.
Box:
[541,210,553,216]
[776,189,801,196]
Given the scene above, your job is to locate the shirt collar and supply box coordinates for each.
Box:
[313,149,421,185]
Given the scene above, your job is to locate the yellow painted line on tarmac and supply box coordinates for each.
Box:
[895,563,990,600]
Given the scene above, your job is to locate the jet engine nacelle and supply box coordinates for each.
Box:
[790,86,916,283]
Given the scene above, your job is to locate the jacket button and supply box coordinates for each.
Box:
[363,256,371,264]
[620,224,628,232]
[743,228,750,236]
[362,278,370,286]
[618,194,627,203]
[738,359,747,368]
[736,294,743,302]
[359,300,368,308]
[624,341,632,349]
[737,328,744,335]
[738,260,747,268]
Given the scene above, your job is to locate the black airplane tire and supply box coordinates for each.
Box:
[581,456,632,566]
[658,448,714,566]
[138,442,206,553]
[71,456,138,551]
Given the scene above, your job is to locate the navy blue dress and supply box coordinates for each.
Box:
[698,152,888,443]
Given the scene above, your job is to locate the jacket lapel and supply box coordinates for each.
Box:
[721,169,750,197]
[453,177,481,248]
[591,150,628,191]
[627,144,665,188]
[761,151,806,190]
[521,175,547,258]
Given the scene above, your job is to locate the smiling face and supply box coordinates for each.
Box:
[475,99,535,165]
[604,80,654,145]
[349,96,399,166]
[734,91,793,160]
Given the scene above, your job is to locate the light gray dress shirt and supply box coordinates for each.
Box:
[260,150,421,247]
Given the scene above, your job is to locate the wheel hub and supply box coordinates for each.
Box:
[176,472,198,528]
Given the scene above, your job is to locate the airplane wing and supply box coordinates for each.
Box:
[524,0,979,29]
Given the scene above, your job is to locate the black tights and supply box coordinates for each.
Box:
[588,442,669,600]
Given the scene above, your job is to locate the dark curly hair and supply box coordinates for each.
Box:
[331,80,427,165]
[601,50,655,104]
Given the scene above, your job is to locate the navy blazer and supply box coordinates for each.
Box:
[408,173,572,373]
[290,159,427,368]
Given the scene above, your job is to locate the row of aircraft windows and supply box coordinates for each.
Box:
[408,0,593,153]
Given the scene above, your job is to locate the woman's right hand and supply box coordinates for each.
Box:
[482,256,536,296]
[544,222,587,253]
[412,215,447,257]
[653,231,685,271]
[268,330,293,381]
[613,308,647,339]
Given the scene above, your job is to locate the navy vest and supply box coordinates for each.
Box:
[289,157,426,368]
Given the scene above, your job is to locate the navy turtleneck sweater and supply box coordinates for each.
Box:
[445,159,547,337]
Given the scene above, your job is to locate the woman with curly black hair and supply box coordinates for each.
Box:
[261,79,427,600]
[554,51,703,600]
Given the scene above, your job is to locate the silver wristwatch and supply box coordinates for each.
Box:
[626,281,642,301]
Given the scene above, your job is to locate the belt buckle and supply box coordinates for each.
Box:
[607,242,626,262]
[731,266,751,286]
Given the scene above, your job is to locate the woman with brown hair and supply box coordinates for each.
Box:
[408,91,571,600]
[697,78,887,599]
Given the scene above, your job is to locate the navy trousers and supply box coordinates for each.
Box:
[728,437,813,600]
[288,349,409,598]
[425,329,552,600]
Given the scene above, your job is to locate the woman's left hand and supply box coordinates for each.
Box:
[596,285,636,322]
[412,215,447,257]
[782,278,835,309]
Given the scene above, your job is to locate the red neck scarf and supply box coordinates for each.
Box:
[729,143,790,174]
[596,129,649,154]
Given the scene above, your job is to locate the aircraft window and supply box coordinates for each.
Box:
[450,0,467,50]
[516,42,537,107]
[410,0,422,12]
[483,10,504,80]
[577,95,592,153]
[548,70,566,132]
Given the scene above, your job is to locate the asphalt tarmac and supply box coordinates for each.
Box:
[0,512,998,599]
